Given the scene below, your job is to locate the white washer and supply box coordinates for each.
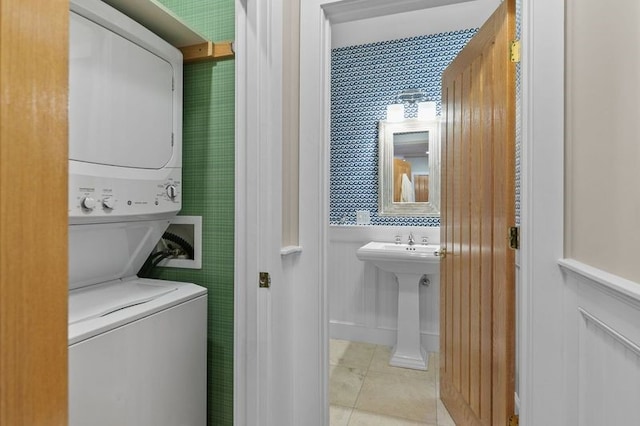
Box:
[68,1,206,425]
[69,278,206,426]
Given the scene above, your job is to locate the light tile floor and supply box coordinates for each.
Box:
[330,339,456,426]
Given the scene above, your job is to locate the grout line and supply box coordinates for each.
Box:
[348,342,384,420]
[350,352,373,411]
[345,406,354,426]
[363,343,377,374]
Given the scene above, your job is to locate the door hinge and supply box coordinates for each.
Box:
[510,40,521,63]
[509,226,520,250]
[259,272,271,288]
[509,414,519,426]
[171,133,174,147]
[172,76,175,91]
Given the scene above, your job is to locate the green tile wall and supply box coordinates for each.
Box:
[152,1,235,425]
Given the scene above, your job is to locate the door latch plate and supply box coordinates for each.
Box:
[509,226,520,250]
[259,272,271,288]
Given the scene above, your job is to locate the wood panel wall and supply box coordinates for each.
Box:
[0,0,68,424]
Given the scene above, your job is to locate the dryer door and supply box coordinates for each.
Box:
[69,11,175,169]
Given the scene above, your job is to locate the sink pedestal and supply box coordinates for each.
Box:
[390,272,428,370]
[355,241,440,371]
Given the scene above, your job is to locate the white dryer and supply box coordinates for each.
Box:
[68,1,206,425]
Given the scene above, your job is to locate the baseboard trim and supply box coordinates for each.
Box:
[329,321,439,353]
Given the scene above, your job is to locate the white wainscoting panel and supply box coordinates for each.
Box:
[560,259,640,425]
[329,225,440,352]
[328,240,368,327]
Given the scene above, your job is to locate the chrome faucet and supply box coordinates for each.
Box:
[408,233,415,246]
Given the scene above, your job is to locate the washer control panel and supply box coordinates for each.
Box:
[69,168,181,221]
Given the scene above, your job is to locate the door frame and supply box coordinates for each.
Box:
[518,0,566,424]
[235,0,567,425]
[235,0,281,424]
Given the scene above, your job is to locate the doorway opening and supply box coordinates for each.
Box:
[322,1,510,424]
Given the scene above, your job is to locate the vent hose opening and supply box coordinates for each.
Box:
[138,231,194,277]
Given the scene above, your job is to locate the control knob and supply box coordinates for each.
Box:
[166,184,177,200]
[102,197,116,210]
[81,197,96,211]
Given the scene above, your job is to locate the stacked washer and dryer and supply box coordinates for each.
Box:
[68,0,207,425]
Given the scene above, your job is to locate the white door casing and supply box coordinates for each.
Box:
[518,0,566,424]
[236,0,327,424]
[235,0,289,424]
[235,0,568,425]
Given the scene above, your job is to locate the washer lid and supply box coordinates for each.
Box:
[69,279,177,325]
[68,278,207,346]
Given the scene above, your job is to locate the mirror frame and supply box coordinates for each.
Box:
[378,118,440,217]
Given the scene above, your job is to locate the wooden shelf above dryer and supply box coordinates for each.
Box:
[102,0,234,63]
[179,41,234,63]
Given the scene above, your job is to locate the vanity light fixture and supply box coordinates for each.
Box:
[397,88,425,104]
[387,89,436,122]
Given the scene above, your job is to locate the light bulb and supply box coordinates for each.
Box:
[386,104,405,122]
[417,101,436,121]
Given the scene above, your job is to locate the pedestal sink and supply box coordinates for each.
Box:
[356,241,441,370]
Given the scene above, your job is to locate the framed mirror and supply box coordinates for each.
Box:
[378,119,440,217]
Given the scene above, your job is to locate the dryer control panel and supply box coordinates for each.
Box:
[69,166,181,223]
[68,0,183,226]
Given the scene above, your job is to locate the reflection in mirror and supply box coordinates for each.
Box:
[379,119,440,217]
[393,131,429,203]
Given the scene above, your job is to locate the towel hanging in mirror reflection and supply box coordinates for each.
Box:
[400,174,415,202]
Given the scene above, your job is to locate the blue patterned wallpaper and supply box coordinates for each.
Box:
[515,0,522,226]
[330,29,477,226]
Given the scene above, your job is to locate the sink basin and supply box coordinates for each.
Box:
[356,241,441,370]
[356,241,441,274]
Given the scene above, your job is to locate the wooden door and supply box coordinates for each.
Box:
[439,0,515,425]
[0,0,69,424]
[414,174,429,202]
[393,158,412,202]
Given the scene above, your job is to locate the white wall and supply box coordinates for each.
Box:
[565,1,640,284]
[551,3,640,423]
[331,0,501,48]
